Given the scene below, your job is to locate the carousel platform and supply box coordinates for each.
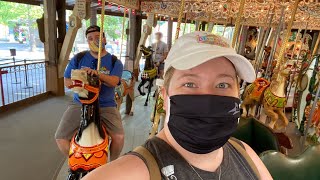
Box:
[0,85,306,180]
[0,86,155,180]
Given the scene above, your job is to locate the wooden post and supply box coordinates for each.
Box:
[90,4,97,25]
[56,0,66,57]
[232,0,246,48]
[127,10,141,71]
[126,9,137,71]
[58,0,90,77]
[44,0,64,96]
[167,17,173,50]
[201,22,206,31]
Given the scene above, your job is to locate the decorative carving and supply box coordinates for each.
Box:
[139,0,320,30]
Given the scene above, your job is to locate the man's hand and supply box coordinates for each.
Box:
[83,67,99,76]
[82,67,120,87]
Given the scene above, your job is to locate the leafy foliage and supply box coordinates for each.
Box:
[0,2,43,27]
[96,15,127,41]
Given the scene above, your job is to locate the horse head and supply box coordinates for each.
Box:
[69,69,100,104]
[140,45,154,70]
[140,45,153,58]
[69,69,104,141]
[270,64,291,94]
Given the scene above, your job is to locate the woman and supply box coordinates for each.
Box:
[83,32,272,180]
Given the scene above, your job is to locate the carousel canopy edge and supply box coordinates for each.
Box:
[139,0,320,30]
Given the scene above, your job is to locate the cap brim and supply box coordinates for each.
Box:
[168,50,256,83]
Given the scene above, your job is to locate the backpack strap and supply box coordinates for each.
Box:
[111,54,118,68]
[132,146,161,180]
[75,50,89,68]
[133,140,259,180]
[228,138,260,179]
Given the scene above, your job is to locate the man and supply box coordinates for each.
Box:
[83,32,272,179]
[55,25,124,161]
[152,32,168,78]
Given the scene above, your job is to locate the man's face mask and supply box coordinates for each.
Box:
[167,95,240,154]
[89,40,105,53]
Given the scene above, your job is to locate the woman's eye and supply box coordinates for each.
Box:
[216,83,230,89]
[183,82,197,88]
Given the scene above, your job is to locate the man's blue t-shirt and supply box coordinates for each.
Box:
[64,52,123,107]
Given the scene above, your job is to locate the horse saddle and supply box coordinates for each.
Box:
[260,145,320,180]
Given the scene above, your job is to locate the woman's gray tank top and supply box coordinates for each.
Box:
[130,137,258,180]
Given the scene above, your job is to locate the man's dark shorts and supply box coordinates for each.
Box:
[55,102,123,140]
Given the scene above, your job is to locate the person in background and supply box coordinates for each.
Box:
[152,32,169,78]
[82,32,272,180]
[55,25,124,161]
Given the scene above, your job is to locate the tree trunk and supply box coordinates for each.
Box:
[27,5,36,52]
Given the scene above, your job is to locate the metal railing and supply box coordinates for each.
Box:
[0,59,46,106]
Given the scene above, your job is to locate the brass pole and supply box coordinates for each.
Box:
[312,33,320,56]
[97,0,106,71]
[275,0,301,69]
[231,0,246,48]
[175,0,186,40]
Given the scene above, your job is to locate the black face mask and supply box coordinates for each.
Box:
[168,95,240,154]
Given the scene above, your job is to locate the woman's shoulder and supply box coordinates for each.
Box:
[82,154,149,180]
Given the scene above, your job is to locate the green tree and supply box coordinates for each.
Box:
[0,2,43,51]
[95,15,127,41]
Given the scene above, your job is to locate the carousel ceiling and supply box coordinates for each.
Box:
[139,0,320,30]
[4,0,320,30]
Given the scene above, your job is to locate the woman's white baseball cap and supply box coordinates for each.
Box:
[164,31,256,83]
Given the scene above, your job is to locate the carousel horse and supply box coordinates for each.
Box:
[294,55,320,130]
[138,45,157,106]
[67,69,109,180]
[241,65,290,129]
[115,70,135,115]
[244,27,258,60]
[304,101,320,143]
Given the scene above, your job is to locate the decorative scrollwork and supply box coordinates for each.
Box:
[140,0,320,30]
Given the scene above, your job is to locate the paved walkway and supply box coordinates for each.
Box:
[0,86,155,180]
[0,95,69,180]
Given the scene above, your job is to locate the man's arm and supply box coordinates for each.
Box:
[83,68,120,87]
[242,142,273,180]
[99,74,120,87]
[82,155,149,180]
[84,60,123,88]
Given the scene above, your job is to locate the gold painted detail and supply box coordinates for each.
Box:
[264,88,287,108]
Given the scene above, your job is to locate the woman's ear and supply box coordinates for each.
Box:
[160,86,169,111]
